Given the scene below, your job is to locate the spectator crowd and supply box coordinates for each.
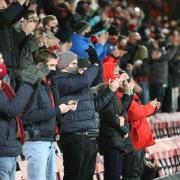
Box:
[0,0,180,180]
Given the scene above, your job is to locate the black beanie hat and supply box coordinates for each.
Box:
[108,25,119,36]
[75,20,91,33]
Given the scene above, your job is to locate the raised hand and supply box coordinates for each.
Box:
[149,98,161,110]
[108,78,121,92]
[85,46,99,65]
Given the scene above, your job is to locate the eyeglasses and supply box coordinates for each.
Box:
[28,17,39,23]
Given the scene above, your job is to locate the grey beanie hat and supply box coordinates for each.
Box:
[57,51,78,70]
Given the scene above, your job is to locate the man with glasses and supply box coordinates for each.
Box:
[0,0,30,88]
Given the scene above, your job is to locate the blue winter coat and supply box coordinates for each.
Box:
[70,33,107,61]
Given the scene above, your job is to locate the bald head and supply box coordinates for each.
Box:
[129,32,141,45]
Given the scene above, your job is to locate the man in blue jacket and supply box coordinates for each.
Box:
[52,49,121,180]
[70,20,107,61]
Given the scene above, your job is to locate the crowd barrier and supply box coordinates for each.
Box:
[145,137,180,177]
[154,172,180,180]
[146,112,180,178]
[148,113,180,139]
[15,113,180,180]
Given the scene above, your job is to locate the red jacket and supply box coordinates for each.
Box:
[117,92,155,150]
[103,57,155,150]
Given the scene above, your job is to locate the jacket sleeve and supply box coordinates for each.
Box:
[128,100,155,122]
[0,83,33,119]
[12,29,26,45]
[100,94,131,135]
[91,63,103,87]
[100,108,129,136]
[121,94,133,113]
[169,59,180,73]
[19,39,39,69]
[0,3,25,25]
[23,90,61,123]
[24,106,61,123]
[163,45,179,62]
[95,44,107,61]
[58,65,99,96]
[94,88,115,112]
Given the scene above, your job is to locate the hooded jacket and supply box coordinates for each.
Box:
[117,93,155,150]
[70,33,107,61]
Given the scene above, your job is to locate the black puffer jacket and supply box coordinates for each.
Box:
[98,85,133,153]
[51,65,115,135]
[22,82,61,141]
[0,83,33,156]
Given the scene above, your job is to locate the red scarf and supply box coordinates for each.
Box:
[1,82,25,144]
[45,79,59,135]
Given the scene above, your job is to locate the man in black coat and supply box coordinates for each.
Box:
[52,50,121,180]
[168,31,180,112]
[22,49,77,180]
[0,0,29,87]
[149,44,179,106]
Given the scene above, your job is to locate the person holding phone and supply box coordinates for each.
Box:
[22,49,77,180]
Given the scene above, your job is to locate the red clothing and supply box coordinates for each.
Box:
[117,92,155,150]
[103,56,118,83]
[1,81,25,143]
[103,56,155,150]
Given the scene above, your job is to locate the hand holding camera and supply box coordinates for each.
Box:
[108,78,122,92]
[149,98,161,110]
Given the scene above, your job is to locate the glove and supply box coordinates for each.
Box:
[85,45,99,64]
[40,64,50,77]
[20,65,49,85]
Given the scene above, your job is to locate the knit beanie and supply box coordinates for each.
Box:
[57,51,78,70]
[75,20,91,33]
[108,25,119,36]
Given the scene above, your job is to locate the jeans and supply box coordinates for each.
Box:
[172,87,179,112]
[60,134,98,180]
[0,157,17,180]
[22,141,56,180]
[103,148,123,180]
